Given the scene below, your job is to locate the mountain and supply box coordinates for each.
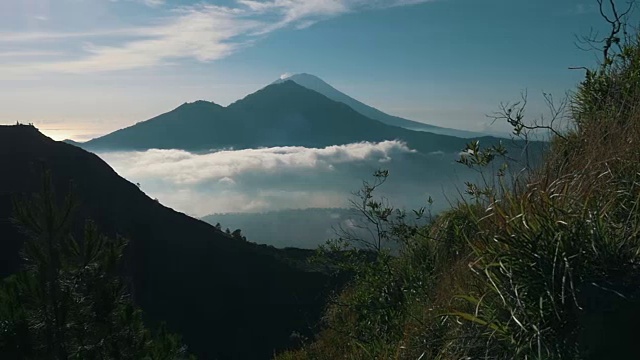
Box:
[61,138,83,147]
[273,73,488,138]
[0,125,334,359]
[80,100,227,151]
[81,81,495,153]
[202,208,358,249]
[202,207,431,250]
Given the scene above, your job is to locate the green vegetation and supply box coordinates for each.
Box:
[277,4,640,359]
[0,172,191,359]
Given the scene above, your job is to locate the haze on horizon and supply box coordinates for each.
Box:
[0,0,612,141]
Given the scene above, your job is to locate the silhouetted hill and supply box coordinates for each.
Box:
[62,138,83,147]
[274,73,488,138]
[0,125,334,359]
[81,81,498,153]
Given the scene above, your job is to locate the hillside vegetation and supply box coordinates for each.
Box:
[0,124,334,359]
[0,173,191,359]
[277,9,640,360]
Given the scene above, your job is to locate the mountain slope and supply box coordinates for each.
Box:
[83,100,229,151]
[83,81,495,154]
[0,125,333,359]
[274,73,487,138]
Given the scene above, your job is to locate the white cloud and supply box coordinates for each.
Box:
[107,0,166,7]
[0,28,147,43]
[141,0,165,7]
[0,0,433,73]
[33,5,261,73]
[99,140,414,185]
[218,176,237,186]
[96,141,415,216]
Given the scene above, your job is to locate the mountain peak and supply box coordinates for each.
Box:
[178,100,222,109]
[0,124,50,144]
[286,73,324,81]
[270,73,488,138]
[230,79,336,110]
[274,73,326,85]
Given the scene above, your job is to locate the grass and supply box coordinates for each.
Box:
[275,25,640,360]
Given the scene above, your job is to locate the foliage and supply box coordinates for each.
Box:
[0,172,192,359]
[276,2,640,359]
[573,0,639,128]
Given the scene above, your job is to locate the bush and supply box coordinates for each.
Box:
[276,5,640,359]
[0,172,192,359]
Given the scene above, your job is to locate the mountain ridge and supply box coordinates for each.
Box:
[0,124,334,359]
[80,80,498,155]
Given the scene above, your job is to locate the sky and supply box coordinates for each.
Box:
[0,0,632,141]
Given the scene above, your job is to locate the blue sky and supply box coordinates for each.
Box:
[0,0,628,140]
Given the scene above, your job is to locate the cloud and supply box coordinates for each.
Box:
[94,141,476,217]
[0,28,147,43]
[30,6,261,73]
[99,140,414,185]
[107,0,166,7]
[0,51,64,58]
[218,177,237,186]
[141,0,165,7]
[1,0,433,73]
[96,141,415,216]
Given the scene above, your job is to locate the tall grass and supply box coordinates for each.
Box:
[276,14,640,360]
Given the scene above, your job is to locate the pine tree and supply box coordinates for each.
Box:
[0,171,193,359]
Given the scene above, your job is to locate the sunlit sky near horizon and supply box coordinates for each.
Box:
[0,0,632,141]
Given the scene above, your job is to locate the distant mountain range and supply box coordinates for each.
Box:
[274,73,487,138]
[0,125,334,359]
[203,208,358,249]
[202,207,428,249]
[77,76,499,153]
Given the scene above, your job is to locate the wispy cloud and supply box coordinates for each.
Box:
[1,0,432,73]
[108,0,167,8]
[0,50,65,58]
[141,0,166,7]
[0,28,146,43]
[40,5,260,73]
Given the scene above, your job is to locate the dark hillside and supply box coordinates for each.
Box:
[0,125,333,359]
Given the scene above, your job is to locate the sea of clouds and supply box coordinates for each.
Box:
[96,140,462,217]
